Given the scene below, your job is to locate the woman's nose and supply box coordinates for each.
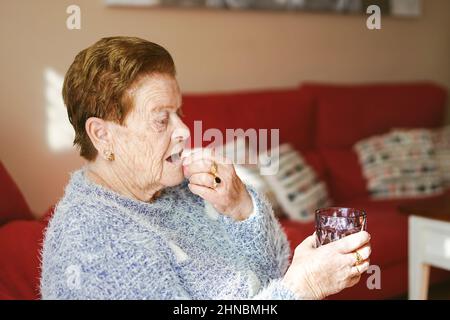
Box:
[171,125,190,143]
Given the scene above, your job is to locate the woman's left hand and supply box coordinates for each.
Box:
[182,150,253,221]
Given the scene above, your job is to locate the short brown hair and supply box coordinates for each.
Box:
[63,36,176,160]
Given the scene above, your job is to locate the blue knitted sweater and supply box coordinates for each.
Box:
[40,168,298,300]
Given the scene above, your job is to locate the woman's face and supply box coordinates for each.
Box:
[109,73,190,193]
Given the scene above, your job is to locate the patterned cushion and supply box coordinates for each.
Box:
[262,144,331,222]
[434,125,450,188]
[354,129,444,199]
[233,165,282,216]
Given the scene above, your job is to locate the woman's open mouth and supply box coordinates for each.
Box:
[165,150,183,165]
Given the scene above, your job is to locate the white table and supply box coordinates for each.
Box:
[409,215,450,299]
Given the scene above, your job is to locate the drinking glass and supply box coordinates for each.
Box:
[315,207,367,247]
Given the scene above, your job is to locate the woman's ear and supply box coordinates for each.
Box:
[85,117,113,159]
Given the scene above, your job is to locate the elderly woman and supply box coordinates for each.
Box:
[40,37,371,300]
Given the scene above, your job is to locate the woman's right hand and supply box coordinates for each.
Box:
[282,231,371,300]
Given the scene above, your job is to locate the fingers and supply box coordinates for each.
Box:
[347,274,362,288]
[182,148,214,163]
[333,231,371,254]
[344,245,372,266]
[182,149,216,168]
[189,173,216,189]
[350,260,370,277]
[183,158,213,178]
[295,233,316,252]
[183,156,230,178]
[188,183,217,203]
[182,149,233,178]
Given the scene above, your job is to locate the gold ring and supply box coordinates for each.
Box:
[354,251,363,265]
[210,162,221,189]
[355,264,361,274]
[210,162,218,176]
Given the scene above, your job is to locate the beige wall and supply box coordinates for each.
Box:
[1,0,449,216]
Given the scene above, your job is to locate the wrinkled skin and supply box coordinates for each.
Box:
[86,74,190,202]
[182,150,254,221]
[282,231,372,299]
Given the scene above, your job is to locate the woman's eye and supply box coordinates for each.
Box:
[157,117,169,125]
[155,112,169,126]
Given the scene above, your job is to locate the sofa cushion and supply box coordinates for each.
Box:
[300,82,447,149]
[279,217,314,259]
[262,144,331,222]
[319,149,368,202]
[302,150,327,182]
[434,125,450,187]
[354,129,443,199]
[0,220,46,300]
[182,88,315,151]
[0,162,33,225]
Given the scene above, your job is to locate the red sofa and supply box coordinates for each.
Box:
[1,82,449,300]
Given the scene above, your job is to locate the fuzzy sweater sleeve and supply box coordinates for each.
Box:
[218,186,298,300]
[41,229,192,300]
